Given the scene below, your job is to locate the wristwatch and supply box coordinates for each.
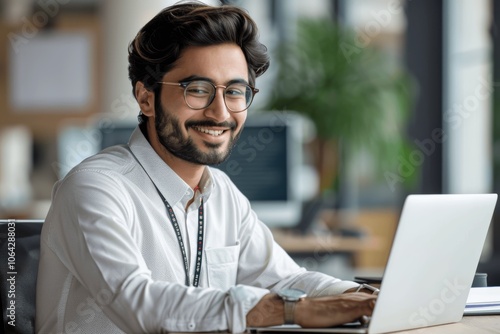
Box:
[356,283,380,295]
[277,288,307,324]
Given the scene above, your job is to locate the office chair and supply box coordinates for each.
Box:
[0,220,43,334]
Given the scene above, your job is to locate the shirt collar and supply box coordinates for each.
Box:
[128,127,214,206]
[198,167,213,195]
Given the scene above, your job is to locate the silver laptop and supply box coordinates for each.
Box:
[250,194,497,334]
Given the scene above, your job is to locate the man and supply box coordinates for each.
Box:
[36,2,376,333]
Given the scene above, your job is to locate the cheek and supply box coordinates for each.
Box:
[160,89,186,113]
[158,100,193,131]
[234,113,247,133]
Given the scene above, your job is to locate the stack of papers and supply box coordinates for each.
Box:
[464,286,500,315]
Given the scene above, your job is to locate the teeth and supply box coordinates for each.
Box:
[195,127,224,136]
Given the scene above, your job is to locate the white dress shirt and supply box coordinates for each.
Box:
[36,127,358,333]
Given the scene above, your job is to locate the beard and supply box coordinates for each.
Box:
[154,98,241,165]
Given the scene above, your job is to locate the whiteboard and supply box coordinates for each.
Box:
[9,32,92,112]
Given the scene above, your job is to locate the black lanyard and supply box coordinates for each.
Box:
[128,147,205,287]
[156,189,205,287]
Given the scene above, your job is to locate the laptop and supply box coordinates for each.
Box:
[250,194,497,334]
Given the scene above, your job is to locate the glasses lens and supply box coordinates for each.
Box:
[225,83,253,112]
[184,81,215,109]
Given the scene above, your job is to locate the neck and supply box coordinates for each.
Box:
[163,153,205,190]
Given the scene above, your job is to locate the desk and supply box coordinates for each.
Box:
[271,230,379,255]
[395,315,500,333]
[271,229,379,269]
[167,316,500,333]
[271,208,398,270]
[258,305,500,333]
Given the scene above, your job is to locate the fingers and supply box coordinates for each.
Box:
[359,315,370,325]
[362,293,377,315]
[356,293,377,325]
[346,292,378,308]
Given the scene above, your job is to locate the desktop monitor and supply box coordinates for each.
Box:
[214,112,314,228]
[56,121,135,179]
[100,124,136,149]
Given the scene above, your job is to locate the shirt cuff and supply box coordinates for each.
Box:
[321,280,361,295]
[226,285,269,333]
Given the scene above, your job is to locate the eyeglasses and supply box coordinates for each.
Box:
[158,80,259,113]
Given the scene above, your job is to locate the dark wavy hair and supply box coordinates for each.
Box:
[128,1,270,121]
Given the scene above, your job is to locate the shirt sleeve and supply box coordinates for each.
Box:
[44,169,268,333]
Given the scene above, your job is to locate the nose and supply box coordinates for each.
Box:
[204,86,231,122]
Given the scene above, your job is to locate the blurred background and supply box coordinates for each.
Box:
[0,0,499,283]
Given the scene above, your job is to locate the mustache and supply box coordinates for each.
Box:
[186,120,237,130]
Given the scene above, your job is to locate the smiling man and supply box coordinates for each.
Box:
[36,2,376,333]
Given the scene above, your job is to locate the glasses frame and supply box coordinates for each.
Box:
[157,80,259,113]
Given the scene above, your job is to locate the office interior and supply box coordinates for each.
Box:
[0,0,499,284]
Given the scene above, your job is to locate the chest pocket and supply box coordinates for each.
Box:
[205,243,240,291]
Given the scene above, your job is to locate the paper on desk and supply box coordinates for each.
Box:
[464,287,500,315]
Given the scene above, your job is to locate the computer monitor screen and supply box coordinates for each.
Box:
[56,122,135,179]
[100,125,135,149]
[214,112,308,228]
[216,126,288,201]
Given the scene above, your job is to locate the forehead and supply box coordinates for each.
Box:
[165,43,249,82]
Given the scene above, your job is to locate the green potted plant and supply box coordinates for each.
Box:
[265,18,416,194]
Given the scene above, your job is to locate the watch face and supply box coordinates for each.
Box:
[278,288,307,301]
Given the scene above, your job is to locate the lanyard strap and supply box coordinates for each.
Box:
[127,146,205,287]
[157,190,205,287]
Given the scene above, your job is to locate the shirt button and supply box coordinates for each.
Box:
[188,323,195,329]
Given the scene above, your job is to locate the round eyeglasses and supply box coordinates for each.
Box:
[158,80,259,113]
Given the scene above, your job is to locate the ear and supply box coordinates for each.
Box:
[135,81,155,117]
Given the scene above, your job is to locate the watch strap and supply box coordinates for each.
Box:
[283,300,296,324]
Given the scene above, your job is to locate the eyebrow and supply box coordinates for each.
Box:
[178,75,249,86]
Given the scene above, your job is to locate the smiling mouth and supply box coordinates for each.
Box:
[193,126,227,137]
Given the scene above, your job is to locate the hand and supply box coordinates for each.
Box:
[295,292,377,328]
[246,292,377,328]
